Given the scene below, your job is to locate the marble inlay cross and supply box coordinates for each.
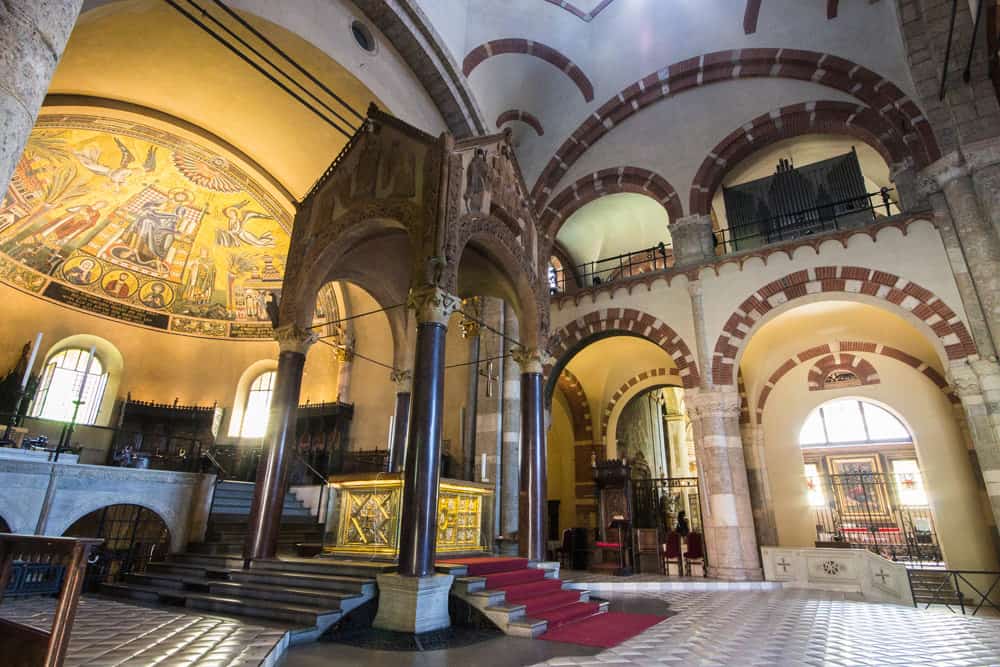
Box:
[776,557,792,573]
[875,569,890,584]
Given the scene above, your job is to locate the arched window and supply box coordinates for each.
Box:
[239,370,276,438]
[30,349,108,425]
[799,398,910,447]
[548,256,564,293]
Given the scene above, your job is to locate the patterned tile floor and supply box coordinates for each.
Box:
[560,569,782,592]
[533,590,1000,667]
[0,596,288,666]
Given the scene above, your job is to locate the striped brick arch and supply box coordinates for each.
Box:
[496,109,544,136]
[531,48,939,209]
[601,367,681,439]
[754,340,957,423]
[547,308,700,388]
[688,101,915,216]
[463,39,594,102]
[712,267,977,386]
[539,167,682,239]
[542,0,617,22]
[555,368,593,443]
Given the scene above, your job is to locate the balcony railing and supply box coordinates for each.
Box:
[550,242,673,293]
[549,189,896,295]
[717,188,896,254]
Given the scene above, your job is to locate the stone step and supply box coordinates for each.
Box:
[170,553,246,569]
[102,582,342,628]
[123,571,213,591]
[207,580,352,607]
[251,558,396,579]
[228,569,375,596]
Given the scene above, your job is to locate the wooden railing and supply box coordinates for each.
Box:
[0,534,103,667]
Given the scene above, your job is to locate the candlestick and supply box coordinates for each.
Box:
[481,452,487,481]
[386,415,395,470]
[20,332,42,390]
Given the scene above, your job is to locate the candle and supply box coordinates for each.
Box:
[386,415,395,459]
[20,332,42,390]
[481,452,487,481]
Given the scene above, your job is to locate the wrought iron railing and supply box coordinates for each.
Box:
[631,477,702,534]
[550,242,673,293]
[906,569,1000,616]
[810,472,941,564]
[717,188,896,254]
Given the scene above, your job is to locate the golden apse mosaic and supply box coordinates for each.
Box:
[0,111,295,339]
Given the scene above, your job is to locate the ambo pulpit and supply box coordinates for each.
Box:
[323,473,495,558]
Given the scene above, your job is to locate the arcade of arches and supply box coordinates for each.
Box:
[3,0,1000,662]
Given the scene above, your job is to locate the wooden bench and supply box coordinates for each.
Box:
[0,535,103,667]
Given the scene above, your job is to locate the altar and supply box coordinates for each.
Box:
[323,473,494,558]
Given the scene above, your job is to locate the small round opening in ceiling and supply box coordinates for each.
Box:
[351,20,376,53]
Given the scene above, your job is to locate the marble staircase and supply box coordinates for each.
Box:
[441,557,608,638]
[100,481,387,644]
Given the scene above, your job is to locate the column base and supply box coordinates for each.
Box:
[706,564,764,581]
[373,573,454,634]
[528,561,560,578]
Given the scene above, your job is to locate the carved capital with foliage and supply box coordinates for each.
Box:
[511,347,554,374]
[407,285,459,326]
[390,368,413,391]
[275,324,318,354]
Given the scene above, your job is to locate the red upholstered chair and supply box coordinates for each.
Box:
[683,532,705,577]
[662,531,683,576]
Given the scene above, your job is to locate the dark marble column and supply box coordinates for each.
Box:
[515,349,547,561]
[397,286,458,577]
[244,327,313,563]
[388,370,411,473]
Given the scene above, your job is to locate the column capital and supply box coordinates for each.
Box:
[275,324,317,354]
[918,150,969,196]
[685,388,741,420]
[687,278,704,298]
[408,285,460,326]
[511,347,553,374]
[391,368,413,391]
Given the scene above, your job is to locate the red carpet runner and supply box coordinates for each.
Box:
[440,557,667,648]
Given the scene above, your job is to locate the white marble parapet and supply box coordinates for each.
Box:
[761,546,913,605]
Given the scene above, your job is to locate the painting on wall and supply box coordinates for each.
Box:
[827,454,892,520]
[0,111,294,339]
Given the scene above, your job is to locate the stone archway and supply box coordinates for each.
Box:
[711,267,977,386]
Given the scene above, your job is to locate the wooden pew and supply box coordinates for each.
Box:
[0,535,103,667]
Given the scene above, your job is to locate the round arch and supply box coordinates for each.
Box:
[539,167,682,242]
[547,308,700,397]
[688,101,913,216]
[602,368,682,457]
[712,266,976,386]
[554,368,593,444]
[35,334,124,427]
[532,49,939,208]
[228,359,279,440]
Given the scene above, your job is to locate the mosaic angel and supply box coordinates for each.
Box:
[215,202,275,248]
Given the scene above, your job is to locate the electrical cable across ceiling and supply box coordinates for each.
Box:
[162,0,365,138]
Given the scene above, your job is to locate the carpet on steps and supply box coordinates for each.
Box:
[539,611,667,648]
[533,601,600,629]
[483,568,546,588]
[438,557,528,575]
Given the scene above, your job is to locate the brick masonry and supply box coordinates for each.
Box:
[496,109,544,136]
[531,48,939,210]
[753,340,958,423]
[547,308,700,388]
[712,266,977,386]
[600,367,680,439]
[540,166,682,239]
[463,38,594,102]
[555,367,592,443]
[688,100,921,215]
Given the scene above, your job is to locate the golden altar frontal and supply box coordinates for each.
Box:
[323,473,494,557]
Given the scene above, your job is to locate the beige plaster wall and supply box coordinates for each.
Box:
[547,391,577,536]
[762,358,998,572]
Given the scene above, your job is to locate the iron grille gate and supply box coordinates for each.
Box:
[812,472,941,564]
[631,477,702,534]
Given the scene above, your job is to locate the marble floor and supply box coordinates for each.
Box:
[0,596,289,666]
[533,590,1000,667]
